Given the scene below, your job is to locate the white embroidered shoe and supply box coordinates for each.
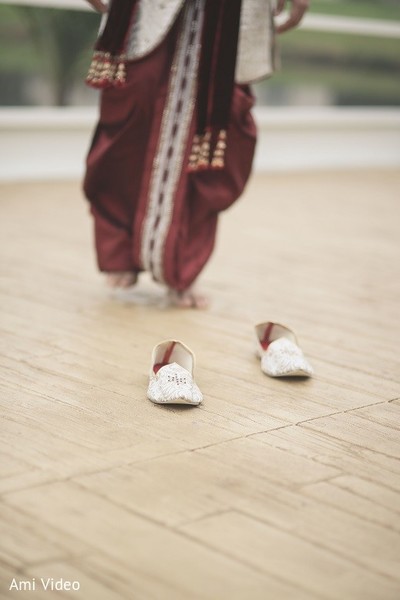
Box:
[255,322,313,378]
[147,340,203,405]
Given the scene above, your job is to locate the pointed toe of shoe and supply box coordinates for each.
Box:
[255,322,313,378]
[260,337,313,378]
[147,362,203,405]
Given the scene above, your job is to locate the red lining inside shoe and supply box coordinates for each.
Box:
[260,323,274,351]
[153,342,176,374]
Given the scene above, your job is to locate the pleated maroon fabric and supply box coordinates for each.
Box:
[83,7,256,291]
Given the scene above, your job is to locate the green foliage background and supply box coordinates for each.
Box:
[0,0,399,106]
[0,4,99,105]
[267,0,400,106]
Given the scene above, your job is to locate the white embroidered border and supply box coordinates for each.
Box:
[140,0,204,283]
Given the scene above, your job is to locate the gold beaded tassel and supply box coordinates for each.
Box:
[197,130,211,169]
[86,51,105,87]
[211,129,227,169]
[188,131,211,171]
[86,52,127,88]
[188,134,202,171]
[114,54,127,86]
[99,52,113,85]
[188,130,226,172]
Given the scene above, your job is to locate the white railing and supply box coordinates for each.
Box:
[5,0,92,10]
[1,106,400,180]
[4,0,400,38]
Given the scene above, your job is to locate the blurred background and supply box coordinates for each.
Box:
[0,0,399,108]
[0,0,399,178]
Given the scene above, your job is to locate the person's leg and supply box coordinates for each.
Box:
[127,3,256,306]
[163,84,258,306]
[83,25,178,287]
[84,1,256,305]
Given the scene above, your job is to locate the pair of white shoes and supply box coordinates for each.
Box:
[147,322,313,406]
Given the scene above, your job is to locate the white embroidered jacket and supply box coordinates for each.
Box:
[102,0,277,83]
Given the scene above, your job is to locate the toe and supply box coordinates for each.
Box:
[106,272,137,289]
[192,293,209,309]
[168,288,209,309]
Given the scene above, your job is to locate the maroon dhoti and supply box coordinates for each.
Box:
[83,4,257,291]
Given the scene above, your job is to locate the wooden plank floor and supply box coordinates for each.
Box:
[0,169,400,599]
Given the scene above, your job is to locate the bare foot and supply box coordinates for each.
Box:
[106,271,138,289]
[168,288,209,309]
